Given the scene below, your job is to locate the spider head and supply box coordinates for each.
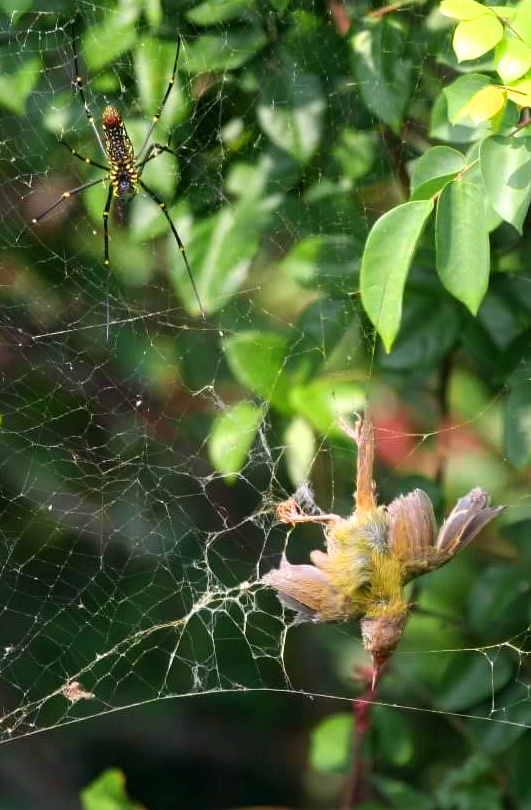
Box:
[102,106,122,128]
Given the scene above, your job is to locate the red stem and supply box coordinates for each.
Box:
[327,0,351,35]
[342,666,380,809]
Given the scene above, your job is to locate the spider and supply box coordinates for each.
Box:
[30,17,205,327]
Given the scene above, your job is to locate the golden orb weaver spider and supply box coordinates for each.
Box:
[31,17,205,330]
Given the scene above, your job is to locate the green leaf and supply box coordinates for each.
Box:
[269,0,292,9]
[352,22,412,131]
[440,0,489,20]
[332,128,378,181]
[181,29,267,72]
[468,684,531,753]
[411,173,462,200]
[509,733,531,807]
[495,36,531,84]
[372,706,414,767]
[290,299,359,378]
[430,90,485,143]
[186,0,256,24]
[82,9,139,72]
[142,0,163,27]
[0,55,41,115]
[434,754,504,810]
[375,776,435,810]
[504,364,531,468]
[129,196,182,242]
[498,0,531,83]
[453,15,503,62]
[0,0,34,22]
[223,331,290,407]
[444,73,493,123]
[468,564,531,638]
[309,713,352,772]
[81,768,140,810]
[437,649,513,712]
[284,417,315,487]
[208,402,262,480]
[411,146,466,194]
[134,37,189,127]
[463,146,504,231]
[168,196,275,316]
[281,235,360,293]
[480,135,531,234]
[436,178,490,314]
[257,65,325,163]
[290,379,366,434]
[377,293,460,371]
[360,200,434,352]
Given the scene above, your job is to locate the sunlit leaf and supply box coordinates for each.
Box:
[466,85,506,123]
[134,37,189,127]
[440,0,489,20]
[411,146,466,194]
[208,402,262,480]
[453,15,503,62]
[284,417,315,487]
[181,29,267,72]
[82,9,139,72]
[81,768,141,810]
[309,713,352,772]
[186,0,256,25]
[506,78,531,107]
[495,36,531,84]
[168,196,276,316]
[351,22,412,131]
[0,55,41,115]
[223,331,291,408]
[360,200,434,352]
[142,0,162,27]
[436,178,490,314]
[480,135,531,233]
[290,379,366,434]
[257,65,325,163]
[444,73,493,122]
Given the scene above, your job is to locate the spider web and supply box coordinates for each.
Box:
[0,0,529,753]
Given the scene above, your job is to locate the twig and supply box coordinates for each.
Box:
[435,351,453,485]
[367,1,404,18]
[342,665,381,809]
[327,0,351,35]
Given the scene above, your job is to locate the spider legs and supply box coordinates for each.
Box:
[139,180,205,320]
[59,140,108,172]
[71,16,107,158]
[137,36,181,160]
[103,186,113,269]
[103,186,114,340]
[137,142,180,172]
[30,177,104,225]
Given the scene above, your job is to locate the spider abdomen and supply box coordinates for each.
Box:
[111,165,139,197]
[102,106,138,196]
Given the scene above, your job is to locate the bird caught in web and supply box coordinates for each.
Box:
[263,417,504,687]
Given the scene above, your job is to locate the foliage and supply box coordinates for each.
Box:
[81,770,143,810]
[1,0,531,808]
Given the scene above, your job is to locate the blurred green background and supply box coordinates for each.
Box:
[1,0,531,807]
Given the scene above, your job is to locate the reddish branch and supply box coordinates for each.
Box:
[367,2,404,18]
[327,0,351,35]
[342,665,382,809]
